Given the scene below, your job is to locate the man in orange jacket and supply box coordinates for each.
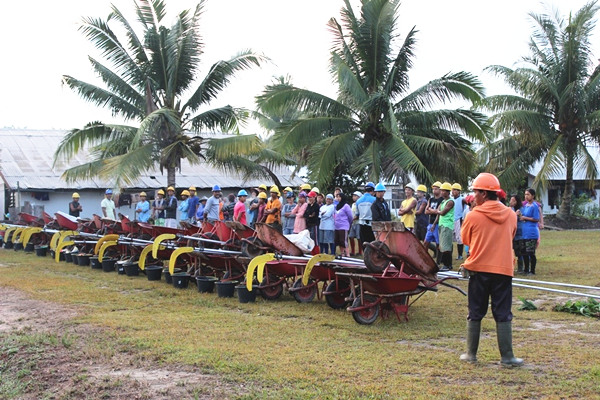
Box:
[460,173,523,367]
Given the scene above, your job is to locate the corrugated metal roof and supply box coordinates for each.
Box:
[0,129,304,190]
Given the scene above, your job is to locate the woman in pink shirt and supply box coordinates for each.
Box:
[290,192,308,233]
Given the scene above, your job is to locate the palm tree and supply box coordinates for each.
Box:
[54,0,267,187]
[256,0,487,188]
[479,1,600,218]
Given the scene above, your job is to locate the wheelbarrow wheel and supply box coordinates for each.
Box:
[324,280,351,310]
[363,241,391,273]
[292,278,317,303]
[260,274,283,300]
[351,295,379,325]
[201,232,220,249]
[241,237,265,258]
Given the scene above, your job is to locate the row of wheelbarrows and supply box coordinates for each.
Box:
[1,211,465,325]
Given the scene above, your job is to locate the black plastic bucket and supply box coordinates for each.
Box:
[102,258,117,272]
[4,241,13,249]
[90,256,102,269]
[35,245,48,257]
[24,243,35,253]
[236,284,257,303]
[64,252,73,262]
[13,242,24,251]
[196,276,218,293]
[77,254,92,266]
[145,265,163,281]
[171,273,190,289]
[124,261,140,276]
[216,281,238,298]
[163,268,182,284]
[116,260,127,275]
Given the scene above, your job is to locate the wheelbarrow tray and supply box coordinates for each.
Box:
[371,221,438,280]
[336,271,422,295]
[138,223,185,237]
[55,211,79,230]
[224,221,255,239]
[18,212,43,226]
[254,222,304,256]
[264,260,307,278]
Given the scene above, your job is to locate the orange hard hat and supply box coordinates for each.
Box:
[470,173,501,191]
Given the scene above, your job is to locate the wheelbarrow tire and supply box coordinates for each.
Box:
[292,278,317,303]
[241,237,265,258]
[351,295,379,325]
[363,241,391,273]
[260,274,283,300]
[201,232,220,249]
[324,280,351,309]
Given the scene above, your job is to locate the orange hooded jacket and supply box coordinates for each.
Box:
[461,200,517,277]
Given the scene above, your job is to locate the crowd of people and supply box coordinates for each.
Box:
[68,180,543,267]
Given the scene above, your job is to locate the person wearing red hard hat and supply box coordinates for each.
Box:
[459,172,523,368]
[303,190,321,247]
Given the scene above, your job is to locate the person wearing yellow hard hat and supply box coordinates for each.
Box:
[164,186,178,228]
[299,183,311,195]
[256,191,268,224]
[135,192,151,222]
[186,186,199,224]
[424,181,443,261]
[69,192,83,218]
[178,190,191,224]
[264,185,282,232]
[152,189,166,226]
[451,183,466,260]
[434,182,455,271]
[414,184,429,241]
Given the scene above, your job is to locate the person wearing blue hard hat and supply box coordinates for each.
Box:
[371,183,391,222]
[282,191,297,235]
[204,184,223,223]
[356,182,377,246]
[234,189,248,224]
[101,188,116,220]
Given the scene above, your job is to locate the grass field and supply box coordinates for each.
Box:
[1,230,600,399]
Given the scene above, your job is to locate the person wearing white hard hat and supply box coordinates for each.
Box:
[282,192,297,235]
[69,192,83,218]
[135,192,150,222]
[398,183,417,232]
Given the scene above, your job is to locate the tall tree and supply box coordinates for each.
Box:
[479,1,600,218]
[55,0,267,187]
[256,0,487,188]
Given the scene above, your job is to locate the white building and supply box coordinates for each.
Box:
[0,129,304,220]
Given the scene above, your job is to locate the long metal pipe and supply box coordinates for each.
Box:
[437,271,600,299]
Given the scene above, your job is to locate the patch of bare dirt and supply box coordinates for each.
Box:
[544,215,600,230]
[0,286,241,399]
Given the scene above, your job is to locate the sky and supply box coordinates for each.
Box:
[0,0,597,132]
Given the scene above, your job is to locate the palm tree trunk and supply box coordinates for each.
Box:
[557,140,575,219]
[167,166,176,188]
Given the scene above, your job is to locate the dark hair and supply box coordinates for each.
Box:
[511,194,522,210]
[336,193,348,211]
[251,188,259,195]
[478,190,498,201]
[228,193,235,202]
[525,188,536,198]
